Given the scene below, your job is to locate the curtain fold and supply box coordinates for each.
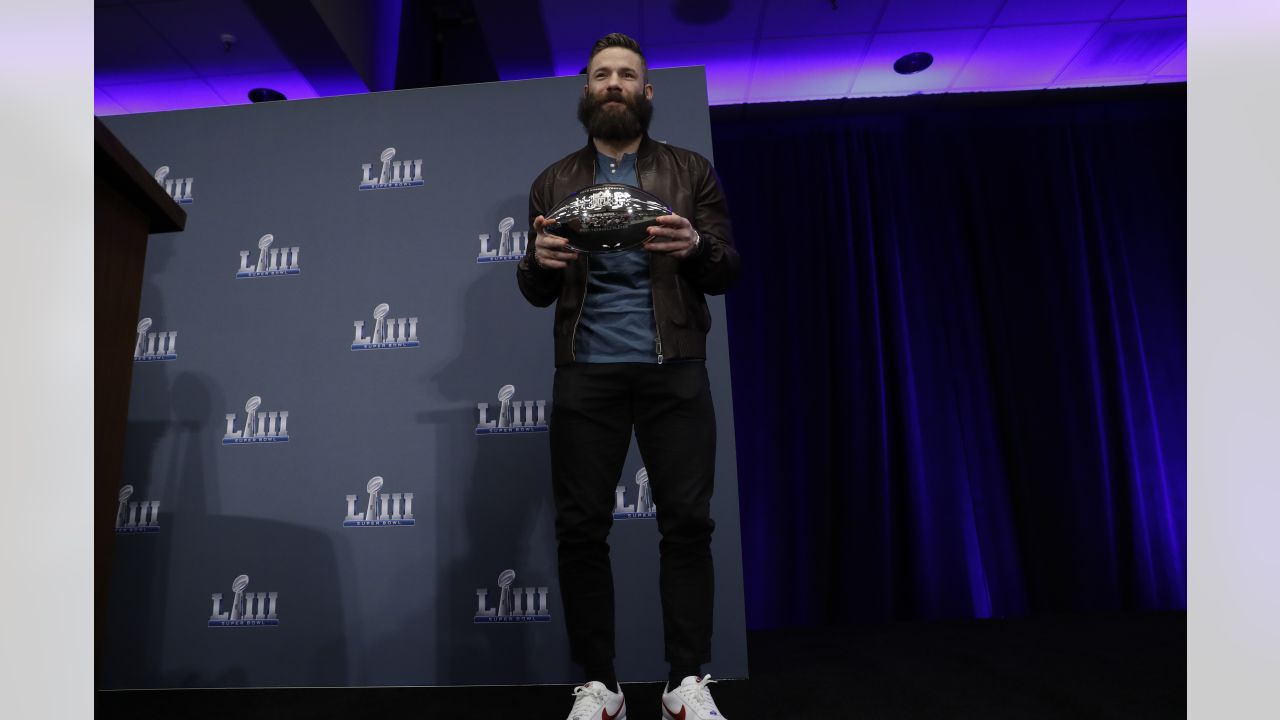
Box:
[709,85,1186,629]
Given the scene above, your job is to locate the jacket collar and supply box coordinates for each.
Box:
[577,133,657,165]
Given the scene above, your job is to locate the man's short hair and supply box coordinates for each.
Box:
[585,33,648,81]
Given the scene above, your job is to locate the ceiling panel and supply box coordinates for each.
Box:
[97,78,225,114]
[952,23,1099,90]
[760,0,885,38]
[1111,0,1188,20]
[94,0,1186,114]
[132,0,295,77]
[203,70,319,106]
[878,0,1004,32]
[1154,43,1186,76]
[994,0,1120,26]
[539,0,644,55]
[646,41,756,105]
[94,87,128,116]
[749,34,869,102]
[1056,17,1186,82]
[850,28,985,95]
[94,3,196,85]
[640,0,765,45]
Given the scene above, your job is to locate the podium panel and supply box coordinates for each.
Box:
[99,68,747,689]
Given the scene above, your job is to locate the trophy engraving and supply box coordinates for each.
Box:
[635,467,653,514]
[371,303,390,344]
[229,574,250,621]
[497,216,515,256]
[364,476,383,524]
[496,569,516,617]
[497,384,516,428]
[379,148,396,186]
[134,318,153,358]
[255,234,274,272]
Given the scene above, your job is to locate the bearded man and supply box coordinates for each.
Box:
[516,32,741,720]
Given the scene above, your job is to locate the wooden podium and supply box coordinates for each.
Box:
[94,117,185,674]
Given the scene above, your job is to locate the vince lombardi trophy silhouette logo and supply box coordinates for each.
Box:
[475,385,548,434]
[344,475,416,527]
[115,485,160,534]
[133,317,177,362]
[154,165,193,204]
[237,233,300,278]
[351,303,419,350]
[476,216,530,263]
[209,574,279,627]
[222,395,290,444]
[474,569,551,623]
[358,147,424,190]
[614,467,657,520]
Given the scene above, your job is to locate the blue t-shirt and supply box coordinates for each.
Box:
[575,151,658,363]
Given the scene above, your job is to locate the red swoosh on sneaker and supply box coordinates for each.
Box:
[662,701,686,720]
[602,700,625,720]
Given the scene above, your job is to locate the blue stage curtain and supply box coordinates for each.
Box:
[709,85,1186,629]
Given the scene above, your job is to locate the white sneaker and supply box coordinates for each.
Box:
[566,680,626,720]
[661,674,727,719]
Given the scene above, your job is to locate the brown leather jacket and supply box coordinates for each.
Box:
[516,135,741,366]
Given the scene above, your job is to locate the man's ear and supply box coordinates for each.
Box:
[644,84,654,100]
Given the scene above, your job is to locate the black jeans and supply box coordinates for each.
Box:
[550,361,716,669]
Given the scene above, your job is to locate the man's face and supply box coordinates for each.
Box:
[577,46,654,141]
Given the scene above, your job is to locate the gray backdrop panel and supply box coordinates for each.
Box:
[100,67,747,689]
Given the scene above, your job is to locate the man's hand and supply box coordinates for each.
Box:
[644,214,698,259]
[532,215,579,270]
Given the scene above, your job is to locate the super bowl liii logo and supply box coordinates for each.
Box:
[352,303,419,350]
[115,485,160,534]
[475,216,530,263]
[475,384,548,435]
[614,467,657,520]
[475,569,550,623]
[133,317,177,362]
[223,395,290,444]
[344,475,415,527]
[153,165,193,204]
[237,233,300,279]
[359,147,423,190]
[209,575,279,627]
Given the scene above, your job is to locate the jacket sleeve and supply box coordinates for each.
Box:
[516,170,564,307]
[678,158,741,296]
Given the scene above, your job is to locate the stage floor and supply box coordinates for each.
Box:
[97,611,1185,719]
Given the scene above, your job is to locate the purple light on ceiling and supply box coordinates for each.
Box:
[749,35,870,102]
[646,41,755,105]
[1057,17,1187,82]
[952,23,1101,91]
[851,29,985,95]
[204,71,318,105]
[95,79,226,115]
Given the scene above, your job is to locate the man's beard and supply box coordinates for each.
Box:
[577,89,653,141]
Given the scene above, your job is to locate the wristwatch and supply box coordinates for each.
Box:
[691,229,701,251]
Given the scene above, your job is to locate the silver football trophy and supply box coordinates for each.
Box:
[544,183,671,253]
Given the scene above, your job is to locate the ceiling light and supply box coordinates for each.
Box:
[248,88,286,102]
[893,52,934,75]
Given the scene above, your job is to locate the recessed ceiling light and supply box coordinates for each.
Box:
[893,52,934,75]
[248,88,286,102]
[672,0,732,25]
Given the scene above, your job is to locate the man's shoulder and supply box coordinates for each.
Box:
[646,139,712,170]
[533,146,591,183]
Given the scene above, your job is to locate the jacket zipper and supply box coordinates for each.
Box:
[570,280,587,361]
[636,163,665,365]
